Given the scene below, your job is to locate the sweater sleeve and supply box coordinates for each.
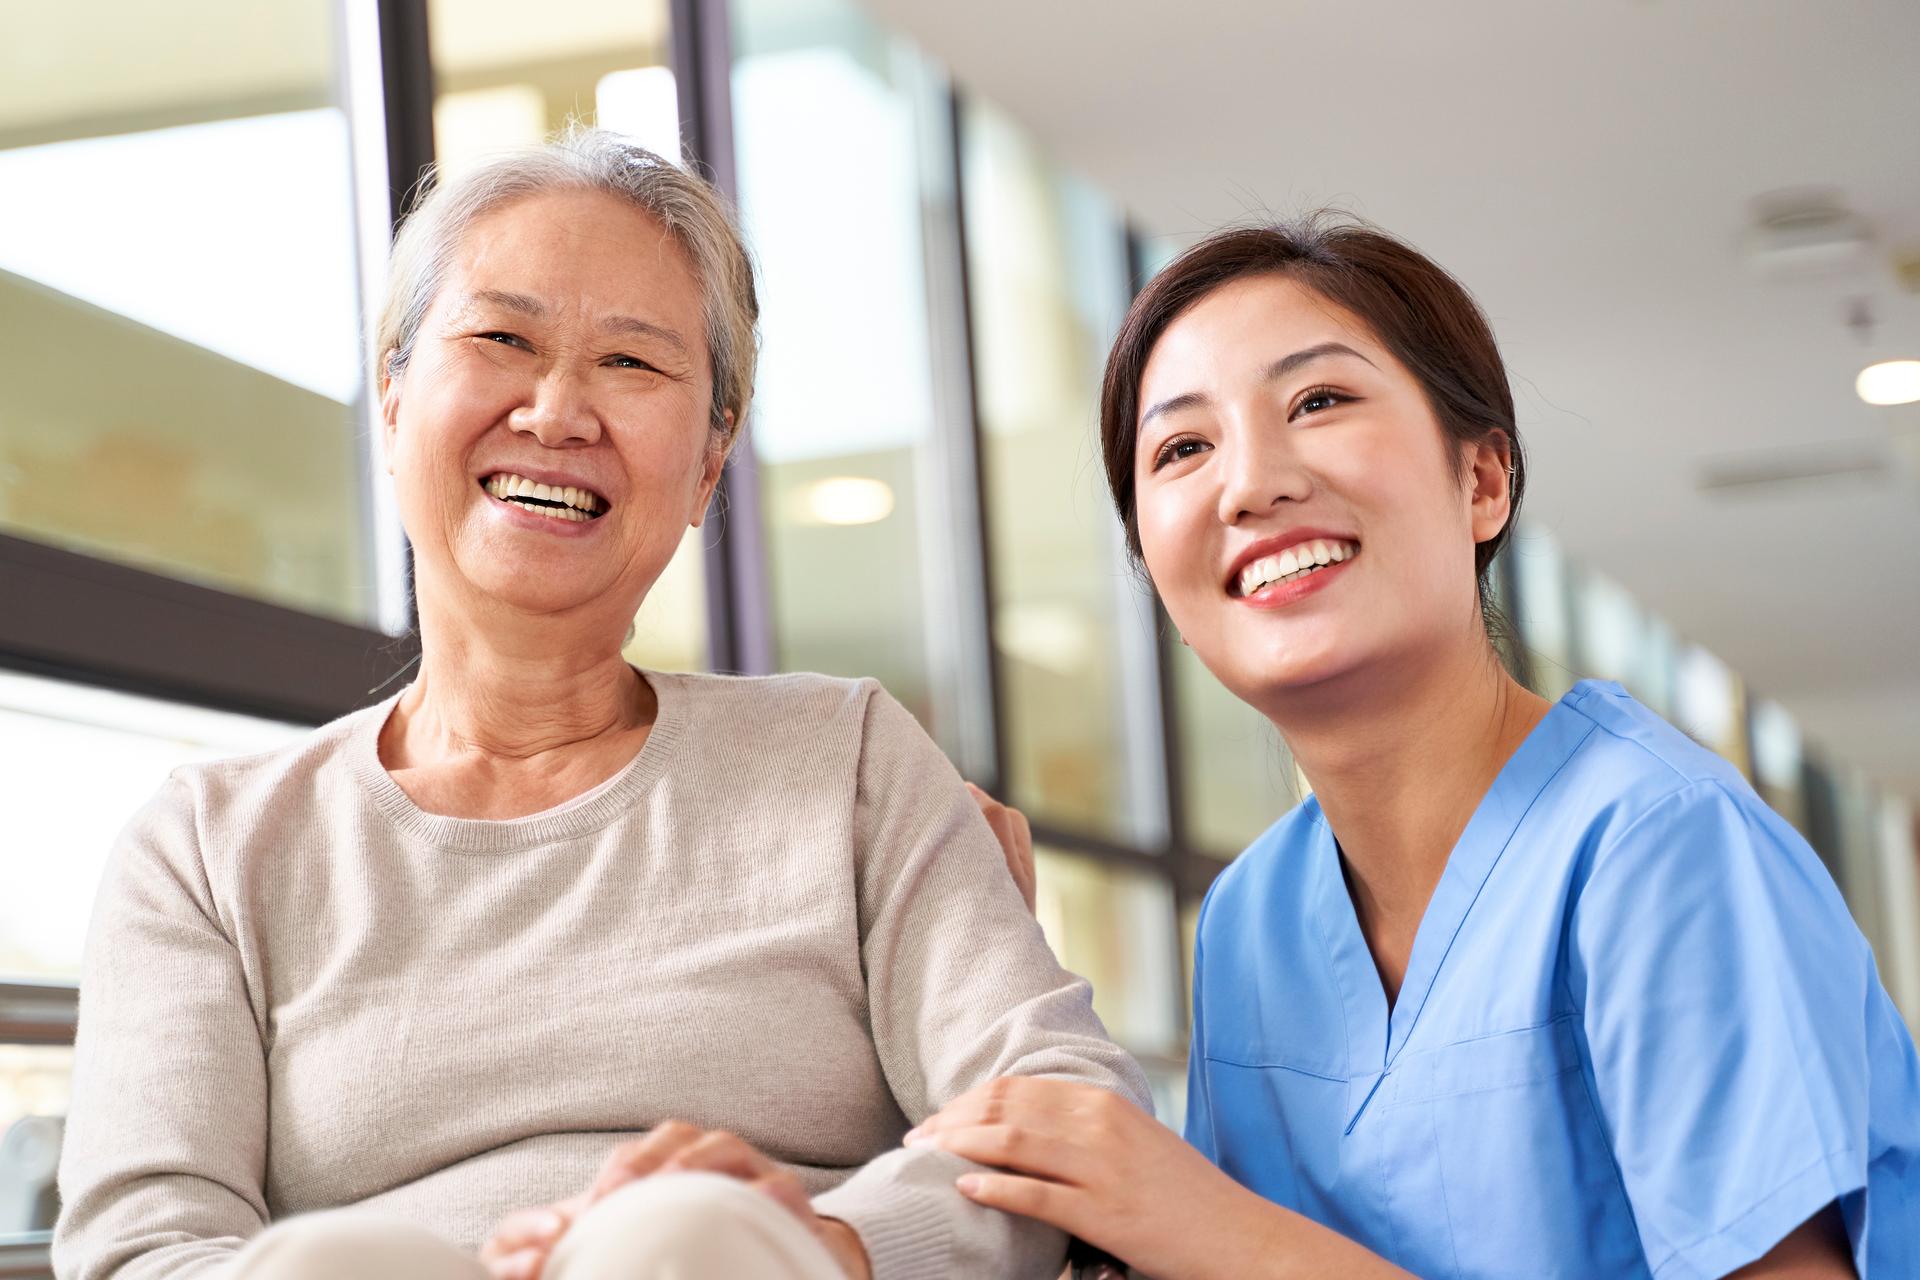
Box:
[53,774,270,1280]
[810,684,1153,1280]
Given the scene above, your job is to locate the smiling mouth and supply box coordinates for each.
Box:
[482,473,608,523]
[1230,539,1360,597]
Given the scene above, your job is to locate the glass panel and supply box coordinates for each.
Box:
[962,100,1145,838]
[1032,850,1180,1058]
[1172,641,1301,859]
[1509,526,1577,699]
[428,0,677,171]
[1673,644,1750,775]
[1751,697,1808,834]
[0,2,381,625]
[426,0,706,672]
[0,1043,70,1236]
[0,672,303,982]
[730,0,965,736]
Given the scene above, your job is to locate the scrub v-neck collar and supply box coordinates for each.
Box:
[1308,686,1599,1131]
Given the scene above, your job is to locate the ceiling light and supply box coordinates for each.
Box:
[1856,359,1920,406]
[801,476,894,526]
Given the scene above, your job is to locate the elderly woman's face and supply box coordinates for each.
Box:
[383,189,724,627]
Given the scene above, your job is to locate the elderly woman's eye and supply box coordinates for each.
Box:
[606,354,659,372]
[478,331,527,349]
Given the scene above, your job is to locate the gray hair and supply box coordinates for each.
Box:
[377,126,759,446]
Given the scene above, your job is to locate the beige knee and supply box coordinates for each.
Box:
[229,1208,483,1280]
[546,1173,843,1280]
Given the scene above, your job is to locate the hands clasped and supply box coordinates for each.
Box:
[479,1121,870,1280]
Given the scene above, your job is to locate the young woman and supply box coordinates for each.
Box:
[908,219,1920,1278]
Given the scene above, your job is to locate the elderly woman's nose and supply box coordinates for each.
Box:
[509,368,603,448]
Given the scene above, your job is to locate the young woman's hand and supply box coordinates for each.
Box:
[904,1078,1276,1280]
[478,1122,870,1280]
[967,783,1035,914]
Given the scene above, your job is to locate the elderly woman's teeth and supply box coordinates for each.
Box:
[484,473,603,521]
[1238,539,1358,596]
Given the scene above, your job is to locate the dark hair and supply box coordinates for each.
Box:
[1101,213,1525,614]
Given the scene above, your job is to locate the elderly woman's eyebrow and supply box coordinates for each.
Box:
[462,288,688,354]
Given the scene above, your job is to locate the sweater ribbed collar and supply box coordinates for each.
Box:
[345,668,685,854]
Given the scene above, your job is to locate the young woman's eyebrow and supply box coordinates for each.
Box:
[1140,342,1376,428]
[1260,340,1374,383]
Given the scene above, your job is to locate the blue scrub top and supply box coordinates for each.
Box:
[1187,680,1920,1279]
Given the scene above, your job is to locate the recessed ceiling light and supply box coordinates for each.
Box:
[800,476,895,526]
[1856,359,1920,406]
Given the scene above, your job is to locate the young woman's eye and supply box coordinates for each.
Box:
[1291,385,1350,419]
[1152,437,1211,470]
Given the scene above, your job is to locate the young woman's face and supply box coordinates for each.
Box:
[1133,273,1510,714]
[383,188,724,625]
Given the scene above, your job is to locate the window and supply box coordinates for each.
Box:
[1673,644,1750,775]
[728,0,991,763]
[0,1,390,628]
[961,100,1164,840]
[1171,641,1302,859]
[1032,849,1181,1060]
[1509,526,1577,699]
[0,671,303,982]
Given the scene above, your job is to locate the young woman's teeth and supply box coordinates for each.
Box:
[1239,540,1357,596]
[484,473,603,523]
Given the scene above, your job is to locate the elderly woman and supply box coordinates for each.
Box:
[53,130,1147,1280]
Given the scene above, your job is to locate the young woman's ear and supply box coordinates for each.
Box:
[1468,433,1514,545]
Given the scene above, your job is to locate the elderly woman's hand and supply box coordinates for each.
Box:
[479,1122,871,1280]
[967,783,1035,914]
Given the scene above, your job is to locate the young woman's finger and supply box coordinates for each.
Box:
[953,1172,1087,1237]
[906,1121,1092,1185]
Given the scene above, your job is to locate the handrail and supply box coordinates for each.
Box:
[0,1231,52,1279]
[0,982,77,1047]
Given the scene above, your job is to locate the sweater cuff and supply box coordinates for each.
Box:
[813,1168,953,1280]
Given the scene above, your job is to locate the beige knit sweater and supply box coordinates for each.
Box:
[54,672,1149,1280]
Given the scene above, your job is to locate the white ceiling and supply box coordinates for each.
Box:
[865,0,1920,800]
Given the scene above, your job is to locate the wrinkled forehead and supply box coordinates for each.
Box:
[438,189,708,344]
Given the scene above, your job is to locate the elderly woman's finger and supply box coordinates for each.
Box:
[658,1129,773,1180]
[590,1122,706,1199]
[481,1244,549,1280]
[749,1169,816,1225]
[478,1204,571,1262]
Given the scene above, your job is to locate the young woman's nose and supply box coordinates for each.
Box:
[1216,415,1311,526]
[509,367,602,448]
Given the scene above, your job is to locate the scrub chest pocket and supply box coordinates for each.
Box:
[1371,1017,1647,1280]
